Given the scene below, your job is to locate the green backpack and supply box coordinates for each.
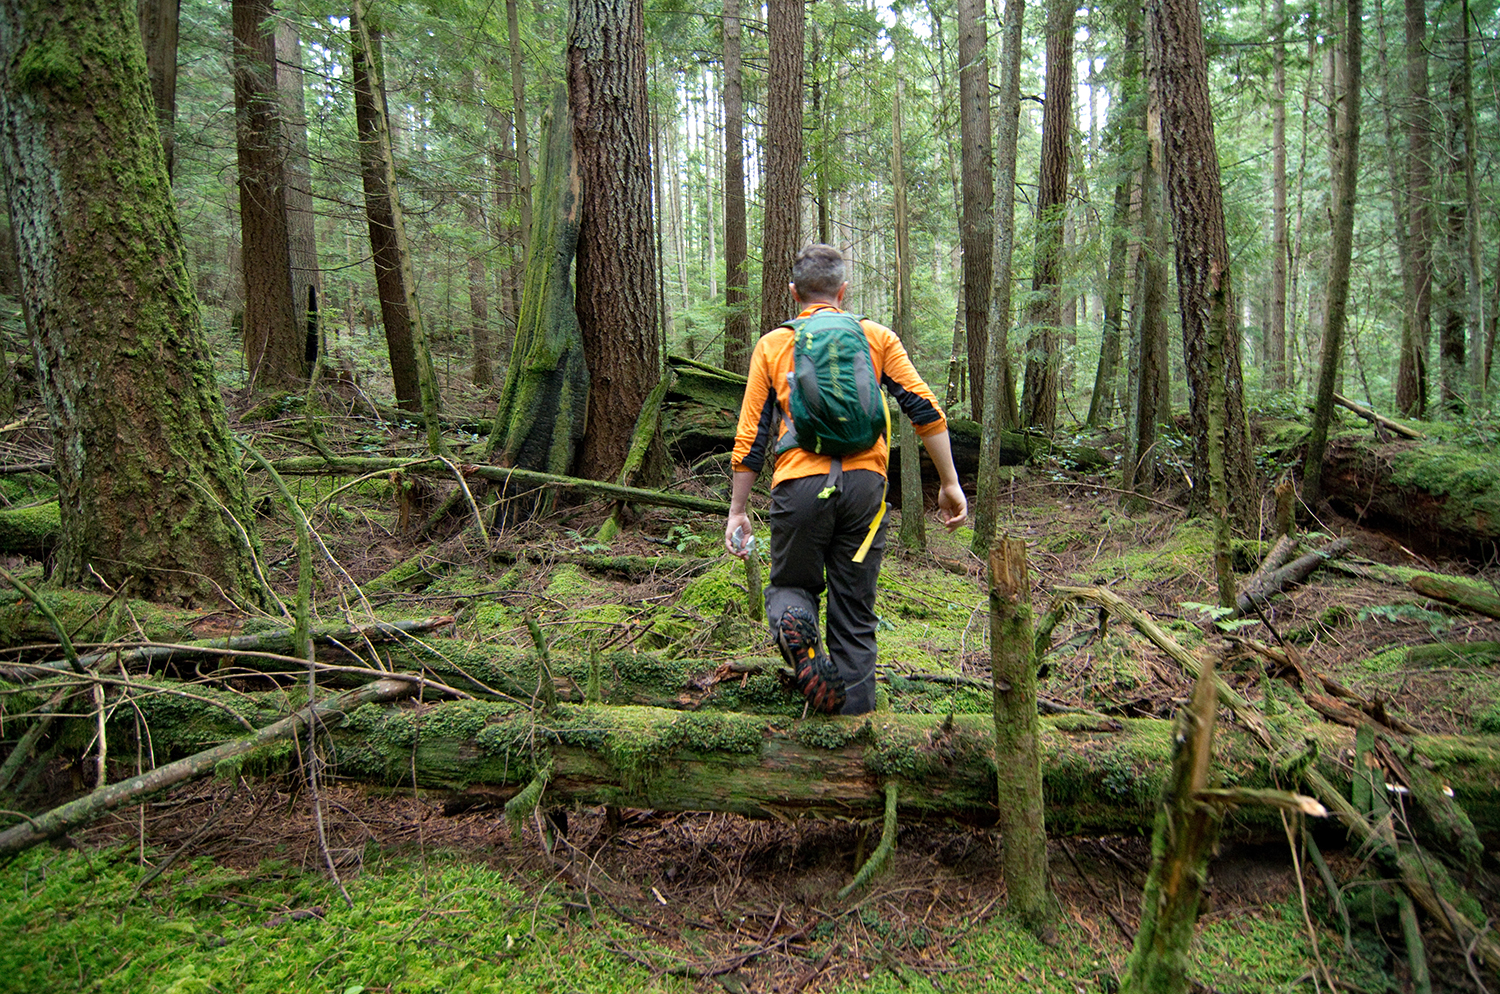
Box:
[777,311,888,457]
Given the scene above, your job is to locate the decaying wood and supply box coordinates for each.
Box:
[0,679,413,859]
[1319,437,1500,559]
[1056,585,1500,974]
[1121,659,1223,992]
[1333,391,1424,439]
[988,537,1050,927]
[1232,536,1351,618]
[1409,573,1500,620]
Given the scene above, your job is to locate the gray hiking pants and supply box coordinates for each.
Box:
[764,468,888,715]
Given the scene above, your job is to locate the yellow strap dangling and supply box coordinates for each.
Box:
[851,395,893,564]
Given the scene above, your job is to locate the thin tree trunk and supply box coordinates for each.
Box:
[507,0,533,261]
[1459,0,1483,405]
[465,192,492,388]
[1268,0,1289,390]
[892,68,924,553]
[990,539,1050,929]
[972,0,1027,557]
[350,16,421,412]
[1396,0,1431,417]
[1086,176,1129,427]
[1125,61,1169,495]
[277,22,321,371]
[1301,0,1361,509]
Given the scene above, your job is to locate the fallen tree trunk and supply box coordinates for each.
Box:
[1231,536,1351,618]
[1332,392,1424,440]
[1319,437,1500,560]
[3,616,457,684]
[0,679,413,858]
[266,455,729,516]
[1410,573,1500,621]
[83,698,1500,843]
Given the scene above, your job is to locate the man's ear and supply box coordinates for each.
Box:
[836,282,848,304]
[788,281,802,303]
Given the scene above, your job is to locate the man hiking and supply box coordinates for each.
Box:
[725,243,967,715]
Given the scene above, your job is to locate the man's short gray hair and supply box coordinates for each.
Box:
[791,244,846,298]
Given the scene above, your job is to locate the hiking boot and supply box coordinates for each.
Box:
[776,606,845,714]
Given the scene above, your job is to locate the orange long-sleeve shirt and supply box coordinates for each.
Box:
[731,302,948,488]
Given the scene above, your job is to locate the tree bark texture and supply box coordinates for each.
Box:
[989,539,1050,927]
[135,0,180,180]
[568,0,663,483]
[0,0,260,605]
[232,0,303,390]
[758,0,803,336]
[721,0,751,374]
[958,0,993,420]
[350,17,422,412]
[1125,76,1169,494]
[1086,176,1130,428]
[1146,0,1256,518]
[1020,0,1073,432]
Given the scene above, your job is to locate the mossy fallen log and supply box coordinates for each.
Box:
[1320,436,1500,560]
[0,502,59,561]
[75,690,1500,841]
[1405,641,1500,667]
[1410,573,1500,621]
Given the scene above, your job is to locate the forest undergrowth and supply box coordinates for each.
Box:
[2,375,1500,993]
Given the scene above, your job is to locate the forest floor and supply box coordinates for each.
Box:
[4,374,1500,993]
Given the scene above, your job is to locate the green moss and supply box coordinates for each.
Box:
[547,705,765,792]
[544,563,594,601]
[675,559,746,615]
[15,35,83,93]
[0,502,60,542]
[1387,444,1500,525]
[793,716,873,750]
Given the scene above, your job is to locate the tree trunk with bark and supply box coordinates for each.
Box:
[958,0,993,419]
[1268,0,1289,391]
[1020,0,1073,432]
[569,0,664,484]
[971,0,1026,558]
[721,0,751,374]
[0,0,260,605]
[1396,0,1431,418]
[276,21,321,371]
[1302,0,1362,510]
[758,0,803,336]
[136,0,180,180]
[233,0,303,390]
[892,68,925,552]
[506,0,533,262]
[350,15,422,413]
[487,88,589,476]
[1146,0,1256,518]
[465,190,493,388]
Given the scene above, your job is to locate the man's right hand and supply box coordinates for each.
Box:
[725,511,753,558]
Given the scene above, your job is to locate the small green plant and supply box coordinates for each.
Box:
[663,524,703,552]
[1181,601,1259,632]
[1358,603,1454,634]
